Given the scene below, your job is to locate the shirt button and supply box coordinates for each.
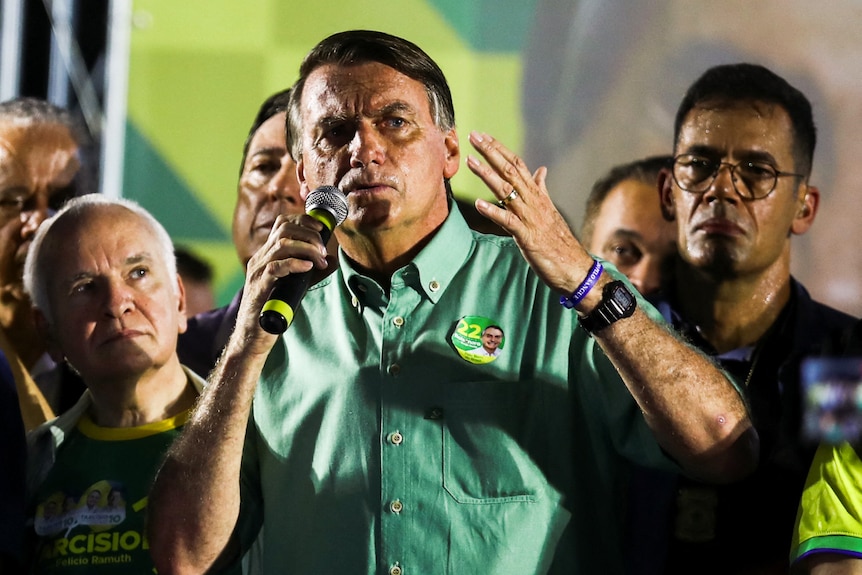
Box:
[392,316,404,327]
[357,283,368,293]
[389,431,404,445]
[390,564,403,575]
[429,280,440,292]
[424,407,444,420]
[388,364,401,376]
[390,499,403,514]
[351,295,359,308]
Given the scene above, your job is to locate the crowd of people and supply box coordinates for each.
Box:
[1,28,860,575]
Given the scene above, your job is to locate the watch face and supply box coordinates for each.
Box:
[611,284,635,308]
[605,282,636,317]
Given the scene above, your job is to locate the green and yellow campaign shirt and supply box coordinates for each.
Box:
[28,410,189,574]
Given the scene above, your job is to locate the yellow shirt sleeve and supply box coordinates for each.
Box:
[791,442,862,563]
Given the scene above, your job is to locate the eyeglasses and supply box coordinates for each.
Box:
[671,154,805,200]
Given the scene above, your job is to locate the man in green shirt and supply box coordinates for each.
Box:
[149,30,758,575]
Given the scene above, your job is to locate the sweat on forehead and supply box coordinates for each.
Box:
[286,30,455,161]
[675,99,797,151]
[688,98,780,119]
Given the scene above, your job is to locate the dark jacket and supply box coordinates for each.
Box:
[177,290,241,379]
[628,278,858,575]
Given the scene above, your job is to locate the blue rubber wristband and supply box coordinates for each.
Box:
[560,260,603,309]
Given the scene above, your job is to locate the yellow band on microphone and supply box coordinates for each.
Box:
[308,208,337,232]
[261,299,295,328]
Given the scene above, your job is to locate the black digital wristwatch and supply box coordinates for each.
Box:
[579,280,637,334]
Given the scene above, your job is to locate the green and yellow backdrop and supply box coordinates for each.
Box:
[123,0,532,306]
[121,0,862,315]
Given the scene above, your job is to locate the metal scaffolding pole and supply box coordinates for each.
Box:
[47,0,72,105]
[0,0,25,100]
[44,0,103,138]
[100,0,131,198]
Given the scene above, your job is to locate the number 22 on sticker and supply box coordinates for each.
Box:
[456,318,483,338]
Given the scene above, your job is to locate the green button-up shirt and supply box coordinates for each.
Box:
[238,205,675,574]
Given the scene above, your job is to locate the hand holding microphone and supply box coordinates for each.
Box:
[259,186,349,334]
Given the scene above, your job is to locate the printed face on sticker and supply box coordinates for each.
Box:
[450,316,505,364]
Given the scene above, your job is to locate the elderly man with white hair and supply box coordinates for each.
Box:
[21,195,239,574]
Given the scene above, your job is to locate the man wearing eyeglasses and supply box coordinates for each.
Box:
[627,64,858,574]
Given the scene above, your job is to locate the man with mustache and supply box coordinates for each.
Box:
[148,31,758,574]
[637,63,858,574]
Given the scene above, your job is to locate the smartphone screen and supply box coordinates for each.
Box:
[801,357,862,444]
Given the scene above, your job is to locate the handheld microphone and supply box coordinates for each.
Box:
[259,185,349,334]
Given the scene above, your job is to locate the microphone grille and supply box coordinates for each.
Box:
[306,185,349,225]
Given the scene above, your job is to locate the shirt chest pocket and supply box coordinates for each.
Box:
[440,379,547,504]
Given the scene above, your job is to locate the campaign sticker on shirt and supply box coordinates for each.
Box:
[451,315,505,364]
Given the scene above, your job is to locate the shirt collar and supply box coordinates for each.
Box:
[338,200,475,307]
